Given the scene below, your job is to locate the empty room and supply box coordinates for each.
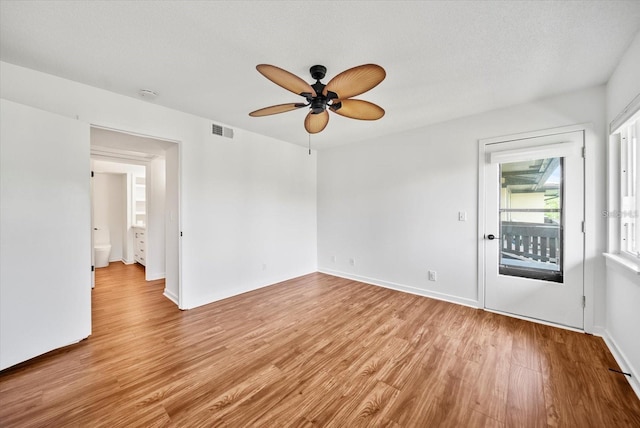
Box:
[1,1,639,426]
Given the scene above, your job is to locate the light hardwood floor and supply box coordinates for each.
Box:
[1,262,638,427]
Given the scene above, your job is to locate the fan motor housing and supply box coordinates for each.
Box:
[307,66,339,114]
[310,97,327,114]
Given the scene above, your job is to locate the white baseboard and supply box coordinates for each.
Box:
[598,330,640,399]
[146,271,165,281]
[319,268,479,309]
[163,288,179,306]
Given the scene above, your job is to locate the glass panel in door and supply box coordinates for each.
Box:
[499,157,563,283]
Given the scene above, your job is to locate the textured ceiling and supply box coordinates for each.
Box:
[1,1,639,149]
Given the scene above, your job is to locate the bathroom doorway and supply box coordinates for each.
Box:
[90,126,181,307]
[91,161,145,271]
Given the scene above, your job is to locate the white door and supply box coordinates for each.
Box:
[483,131,585,329]
[0,99,91,370]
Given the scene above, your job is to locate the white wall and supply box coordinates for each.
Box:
[93,172,126,262]
[605,262,640,394]
[92,159,145,264]
[147,157,166,280]
[0,99,91,370]
[183,130,317,308]
[1,61,317,331]
[605,30,640,394]
[318,85,606,322]
[607,31,640,128]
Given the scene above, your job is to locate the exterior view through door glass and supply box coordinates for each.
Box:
[500,157,563,283]
[484,131,584,329]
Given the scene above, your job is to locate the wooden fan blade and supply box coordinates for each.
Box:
[249,103,305,117]
[256,64,316,97]
[331,99,385,120]
[304,110,329,134]
[323,64,386,99]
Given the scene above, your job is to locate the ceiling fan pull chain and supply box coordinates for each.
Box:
[308,133,311,155]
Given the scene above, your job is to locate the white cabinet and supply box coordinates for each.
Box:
[133,175,146,227]
[132,227,146,266]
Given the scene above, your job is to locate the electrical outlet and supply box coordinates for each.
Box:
[331,255,336,263]
[458,211,467,221]
[349,258,356,266]
[428,270,437,281]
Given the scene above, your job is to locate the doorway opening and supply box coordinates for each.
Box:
[90,126,181,307]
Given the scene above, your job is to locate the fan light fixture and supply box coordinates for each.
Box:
[249,64,386,134]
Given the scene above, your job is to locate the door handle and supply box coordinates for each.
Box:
[487,234,496,240]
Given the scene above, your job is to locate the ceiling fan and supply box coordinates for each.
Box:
[249,64,386,134]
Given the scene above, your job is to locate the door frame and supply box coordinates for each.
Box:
[478,123,597,333]
[90,124,183,309]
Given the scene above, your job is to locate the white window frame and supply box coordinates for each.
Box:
[606,93,640,273]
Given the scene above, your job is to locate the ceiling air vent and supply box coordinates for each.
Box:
[212,123,234,139]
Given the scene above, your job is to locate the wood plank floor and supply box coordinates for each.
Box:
[1,262,639,427]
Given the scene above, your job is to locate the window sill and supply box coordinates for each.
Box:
[603,253,640,275]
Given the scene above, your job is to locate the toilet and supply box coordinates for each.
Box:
[94,228,112,268]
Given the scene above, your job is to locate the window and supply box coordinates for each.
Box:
[608,101,640,263]
[620,115,639,256]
